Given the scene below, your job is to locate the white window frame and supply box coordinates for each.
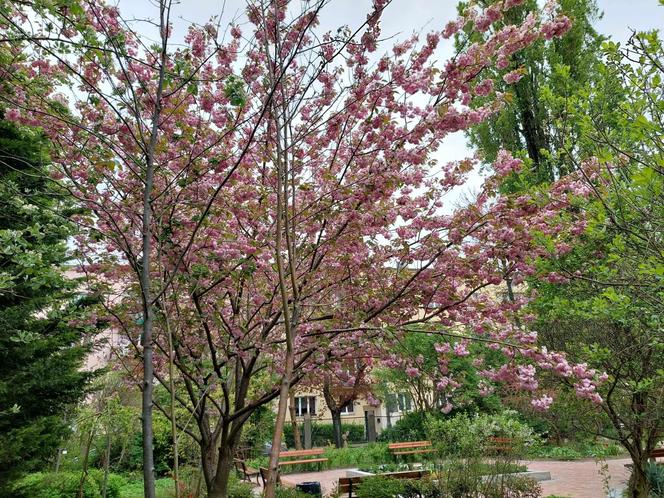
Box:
[396,393,412,413]
[339,400,354,415]
[294,395,316,417]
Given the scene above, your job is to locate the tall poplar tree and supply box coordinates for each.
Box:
[457,0,603,184]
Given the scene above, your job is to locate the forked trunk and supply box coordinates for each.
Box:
[208,443,235,498]
[628,457,651,498]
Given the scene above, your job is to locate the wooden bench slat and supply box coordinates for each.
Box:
[280,448,325,457]
[388,441,432,449]
[650,449,664,458]
[278,457,328,466]
[392,449,435,455]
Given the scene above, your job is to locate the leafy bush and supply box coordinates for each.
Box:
[241,405,276,457]
[117,477,177,498]
[325,443,391,469]
[425,410,536,458]
[228,479,254,498]
[645,461,664,497]
[435,465,541,498]
[283,422,365,448]
[355,476,406,498]
[274,486,312,498]
[402,477,445,498]
[526,440,622,460]
[12,471,102,498]
[126,414,174,476]
[86,469,127,498]
[377,411,429,443]
[530,445,581,460]
[482,475,542,498]
[357,462,415,473]
[352,474,539,498]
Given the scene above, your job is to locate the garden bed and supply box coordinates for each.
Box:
[346,464,551,482]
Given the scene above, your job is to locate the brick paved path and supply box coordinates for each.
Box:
[528,458,630,497]
[277,458,631,497]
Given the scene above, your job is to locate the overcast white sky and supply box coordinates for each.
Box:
[119,0,664,206]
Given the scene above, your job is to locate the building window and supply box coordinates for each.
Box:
[385,393,412,413]
[397,393,412,413]
[294,396,316,416]
[340,401,354,415]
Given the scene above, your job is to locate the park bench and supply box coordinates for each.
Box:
[259,467,282,487]
[234,458,260,485]
[388,440,435,458]
[277,448,328,471]
[625,448,664,470]
[337,470,430,498]
[649,448,664,463]
[487,436,515,455]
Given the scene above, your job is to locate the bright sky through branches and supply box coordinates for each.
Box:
[117,0,664,210]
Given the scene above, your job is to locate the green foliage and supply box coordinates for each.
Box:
[434,462,541,498]
[525,34,664,498]
[116,477,178,498]
[274,487,312,498]
[527,440,622,460]
[425,411,536,458]
[457,0,603,184]
[249,443,392,473]
[228,479,254,498]
[241,404,276,454]
[0,117,98,486]
[324,444,391,469]
[283,421,365,448]
[86,469,126,498]
[645,462,664,498]
[355,476,406,498]
[377,411,429,443]
[125,412,175,476]
[224,75,247,107]
[353,473,541,498]
[357,461,526,475]
[10,471,124,498]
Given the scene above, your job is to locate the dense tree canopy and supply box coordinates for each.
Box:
[0,117,97,487]
[2,1,663,497]
[463,3,664,493]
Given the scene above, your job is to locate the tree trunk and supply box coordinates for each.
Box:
[264,356,294,498]
[208,442,235,498]
[101,431,111,498]
[628,455,651,498]
[78,426,96,498]
[165,314,180,498]
[207,419,245,498]
[331,409,343,449]
[289,391,303,450]
[140,2,170,496]
[199,431,217,494]
[140,168,156,498]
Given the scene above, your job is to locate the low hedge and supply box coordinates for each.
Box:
[283,422,365,447]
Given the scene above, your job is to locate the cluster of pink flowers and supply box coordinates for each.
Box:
[0,0,599,427]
